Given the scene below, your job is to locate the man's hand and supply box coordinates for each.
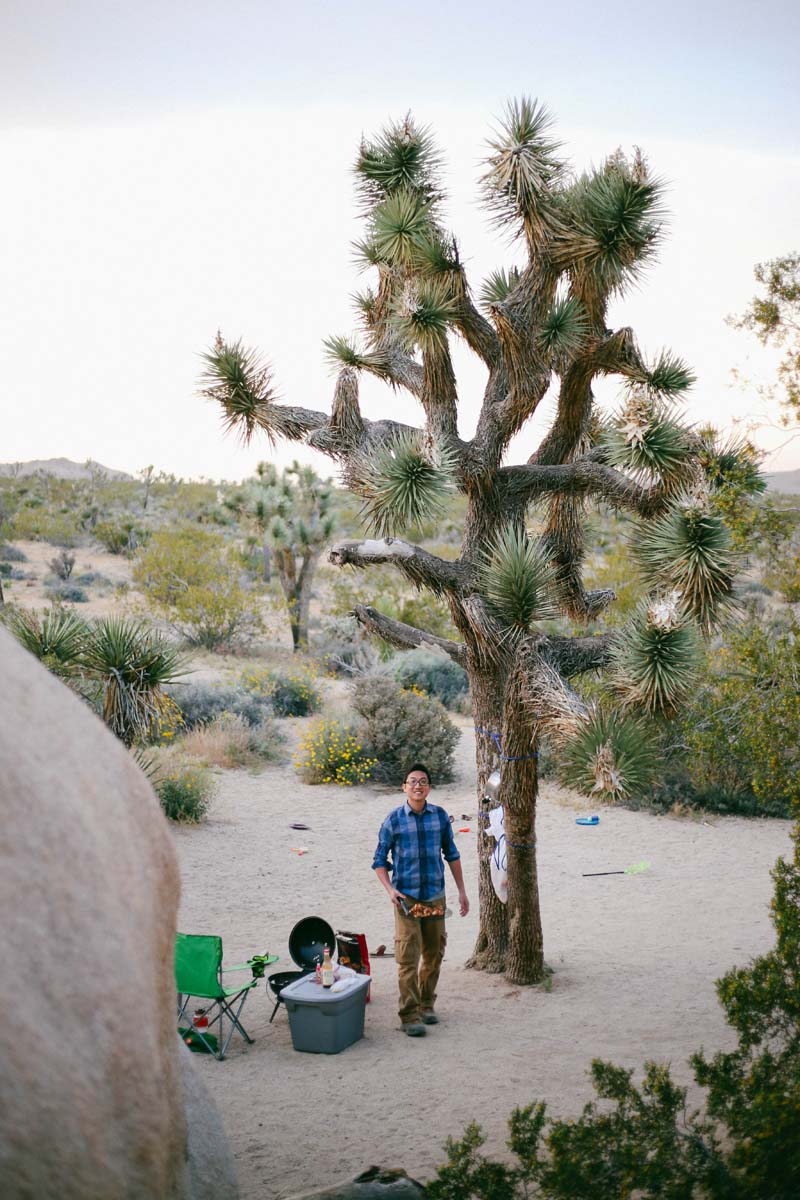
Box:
[388,888,407,908]
[458,890,469,917]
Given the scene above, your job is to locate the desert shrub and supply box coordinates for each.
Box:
[179,712,283,769]
[670,618,800,816]
[241,665,322,716]
[0,543,27,562]
[94,518,145,556]
[12,508,82,547]
[154,759,214,823]
[133,527,263,650]
[74,571,112,587]
[48,549,76,580]
[316,614,379,676]
[427,823,800,1200]
[350,675,460,785]
[388,648,469,709]
[44,581,89,603]
[0,562,11,578]
[294,718,376,785]
[768,544,800,602]
[167,680,272,730]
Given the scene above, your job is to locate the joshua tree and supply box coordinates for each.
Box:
[225,458,337,651]
[200,100,756,984]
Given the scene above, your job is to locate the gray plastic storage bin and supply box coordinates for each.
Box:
[281,973,370,1054]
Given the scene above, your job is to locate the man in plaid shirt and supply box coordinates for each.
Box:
[372,763,469,1037]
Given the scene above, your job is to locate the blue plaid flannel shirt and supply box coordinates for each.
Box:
[372,801,460,901]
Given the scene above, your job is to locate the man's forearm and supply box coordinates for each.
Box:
[374,866,395,896]
[448,858,467,895]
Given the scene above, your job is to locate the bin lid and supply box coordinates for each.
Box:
[281,973,370,1004]
[288,915,337,971]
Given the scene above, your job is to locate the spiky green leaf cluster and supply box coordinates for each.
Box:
[390,281,458,354]
[322,335,391,379]
[355,116,442,211]
[479,526,561,632]
[634,501,738,633]
[696,429,766,496]
[602,404,692,488]
[560,155,665,296]
[610,599,701,716]
[539,296,590,359]
[200,338,280,445]
[560,707,658,798]
[79,617,187,746]
[481,97,565,239]
[3,605,87,679]
[634,349,696,398]
[370,188,434,267]
[352,432,456,536]
[479,267,521,309]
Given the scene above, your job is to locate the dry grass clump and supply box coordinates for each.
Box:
[179,712,283,770]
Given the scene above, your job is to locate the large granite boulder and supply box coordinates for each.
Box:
[0,629,236,1198]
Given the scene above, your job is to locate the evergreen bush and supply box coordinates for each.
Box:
[351,675,460,785]
[167,680,272,729]
[44,581,89,603]
[154,759,214,823]
[388,647,469,709]
[241,665,322,717]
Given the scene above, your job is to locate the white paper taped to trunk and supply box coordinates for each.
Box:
[486,805,508,904]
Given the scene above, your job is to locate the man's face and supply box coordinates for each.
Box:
[403,772,431,811]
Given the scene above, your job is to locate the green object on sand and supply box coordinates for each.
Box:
[179,1026,220,1054]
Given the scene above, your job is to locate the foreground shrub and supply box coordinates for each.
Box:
[350,675,460,785]
[388,648,469,709]
[179,712,283,769]
[241,665,322,716]
[133,527,263,650]
[167,680,272,729]
[0,543,27,562]
[154,759,214,823]
[294,718,376,785]
[2,605,87,681]
[427,823,800,1200]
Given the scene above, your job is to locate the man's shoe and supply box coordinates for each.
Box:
[401,1023,426,1037]
[420,1010,439,1025]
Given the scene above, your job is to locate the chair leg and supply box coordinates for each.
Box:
[218,992,254,1058]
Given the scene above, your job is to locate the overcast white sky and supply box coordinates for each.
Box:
[1,0,799,481]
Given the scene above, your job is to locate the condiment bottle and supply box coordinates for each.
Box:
[321,944,334,988]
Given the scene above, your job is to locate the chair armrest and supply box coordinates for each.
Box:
[224,955,279,973]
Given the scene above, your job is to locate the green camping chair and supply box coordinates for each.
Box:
[175,933,276,1060]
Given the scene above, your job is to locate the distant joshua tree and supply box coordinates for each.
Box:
[200,100,759,984]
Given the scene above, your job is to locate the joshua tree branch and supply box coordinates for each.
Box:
[537,631,616,677]
[500,459,669,518]
[452,295,501,368]
[350,604,467,666]
[328,537,469,596]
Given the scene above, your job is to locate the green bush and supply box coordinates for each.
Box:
[241,665,322,717]
[154,759,214,823]
[133,527,263,650]
[350,674,460,785]
[12,507,81,547]
[167,680,273,729]
[94,518,145,556]
[0,543,27,562]
[388,648,469,710]
[670,618,800,817]
[294,718,376,785]
[427,824,800,1199]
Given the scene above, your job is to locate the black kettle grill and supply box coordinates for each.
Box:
[268,915,336,1022]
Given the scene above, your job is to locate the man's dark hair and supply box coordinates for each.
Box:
[404,763,431,784]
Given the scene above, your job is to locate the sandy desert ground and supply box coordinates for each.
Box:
[171,720,793,1199]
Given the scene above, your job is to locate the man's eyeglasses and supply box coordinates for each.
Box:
[405,778,429,788]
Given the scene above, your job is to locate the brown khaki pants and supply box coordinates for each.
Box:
[394,905,447,1025]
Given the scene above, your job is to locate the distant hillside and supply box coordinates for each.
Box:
[0,458,133,481]
[764,469,800,495]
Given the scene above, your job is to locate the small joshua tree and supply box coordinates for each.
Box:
[226,458,337,651]
[200,100,759,984]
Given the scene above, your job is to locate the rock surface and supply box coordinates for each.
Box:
[284,1165,426,1199]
